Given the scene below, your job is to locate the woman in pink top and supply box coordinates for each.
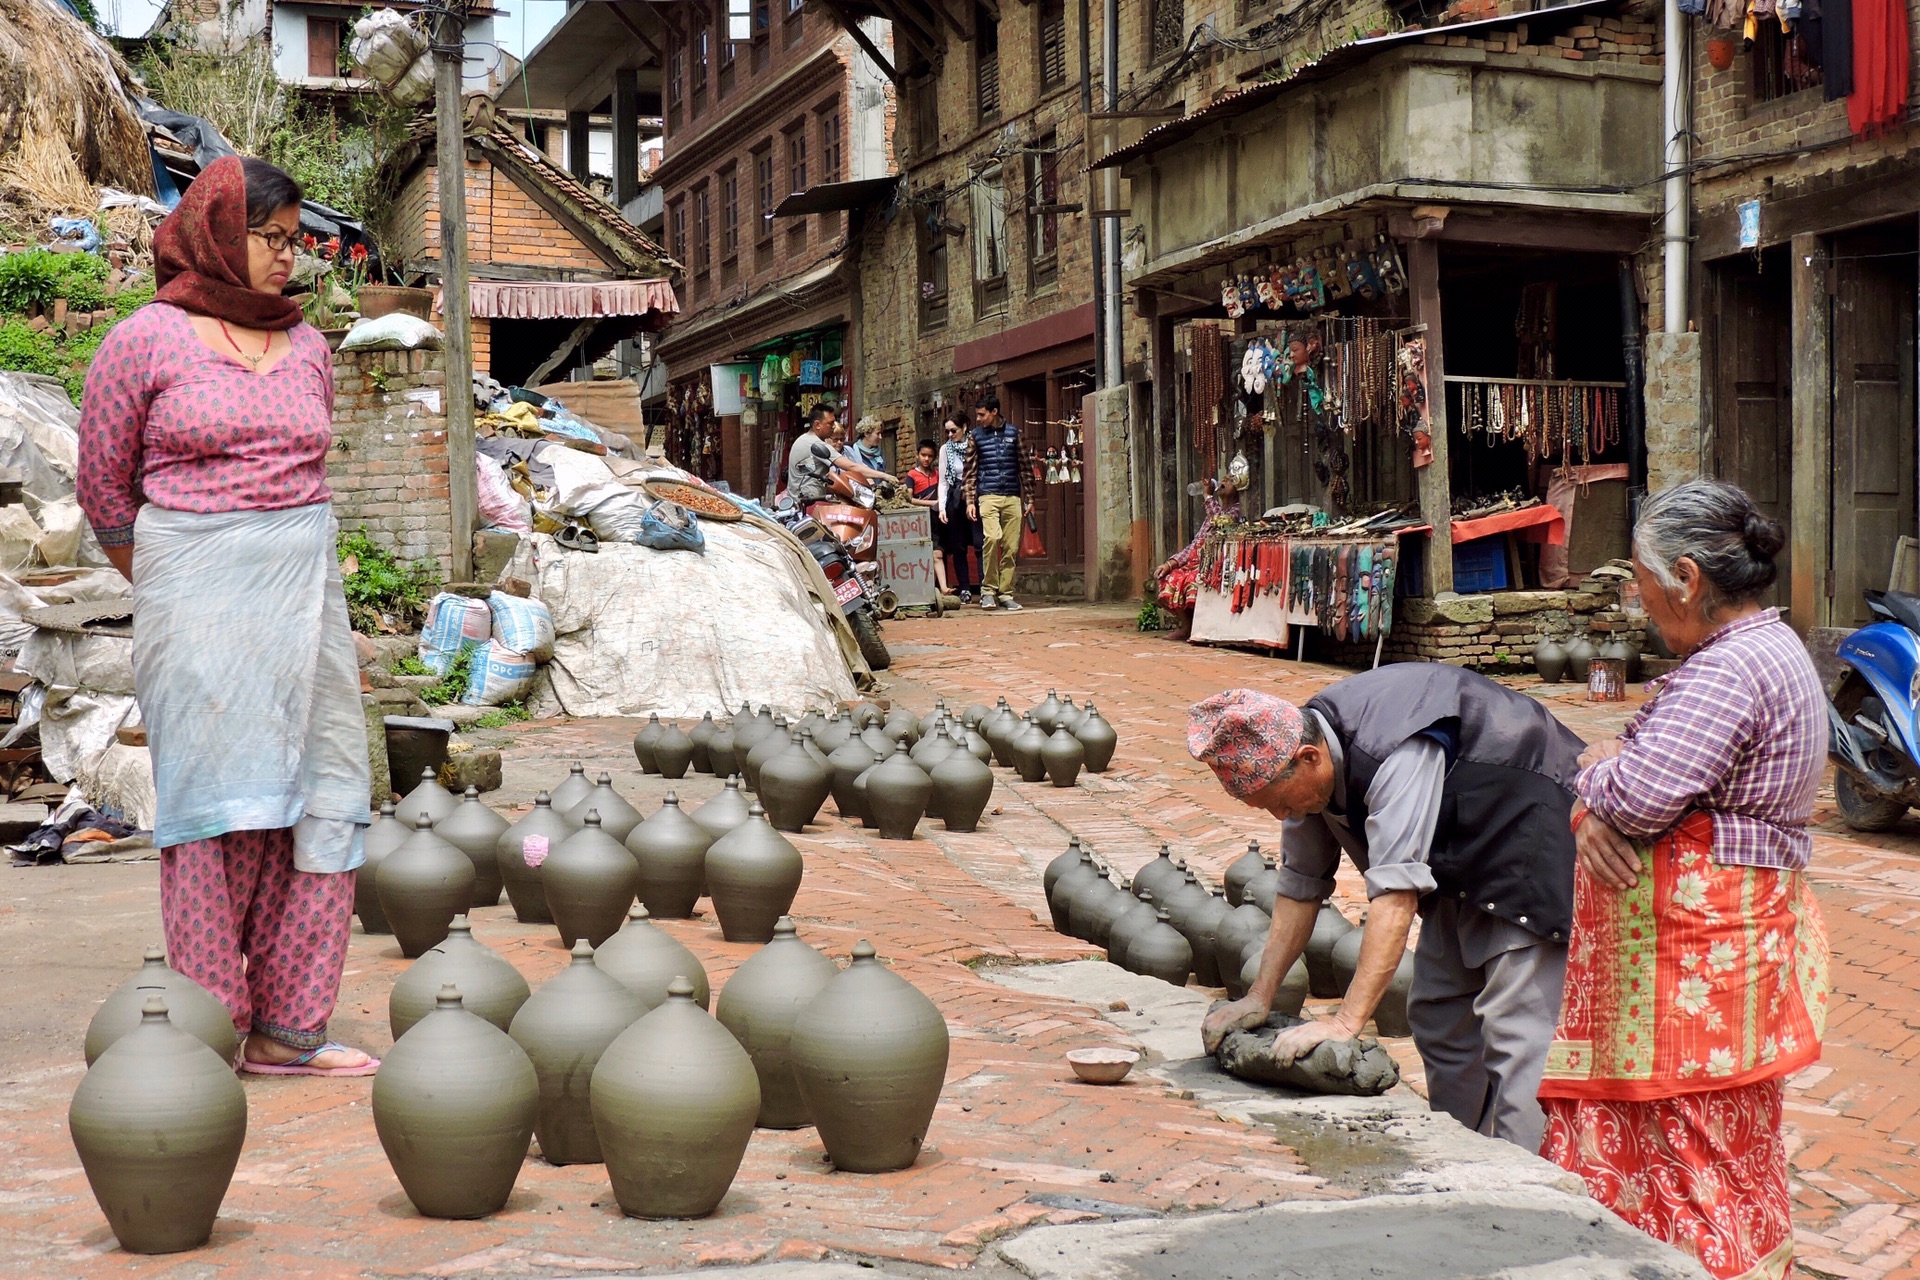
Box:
[77,157,375,1077]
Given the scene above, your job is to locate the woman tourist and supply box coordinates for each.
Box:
[934,413,981,603]
[1151,474,1241,641]
[1541,479,1829,1279]
[77,157,376,1076]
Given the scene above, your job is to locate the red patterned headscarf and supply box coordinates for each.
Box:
[1187,689,1306,798]
[154,156,304,330]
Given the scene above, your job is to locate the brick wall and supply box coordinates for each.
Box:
[399,157,610,272]
[1318,586,1648,671]
[330,348,455,575]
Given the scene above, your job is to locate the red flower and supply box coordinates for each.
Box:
[324,237,341,255]
[302,234,318,251]
[349,243,369,262]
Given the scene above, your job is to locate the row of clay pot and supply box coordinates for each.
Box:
[1532,635,1641,684]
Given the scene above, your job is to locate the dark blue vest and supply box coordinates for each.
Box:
[970,422,1021,497]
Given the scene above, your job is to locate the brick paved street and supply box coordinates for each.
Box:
[0,602,1911,1277]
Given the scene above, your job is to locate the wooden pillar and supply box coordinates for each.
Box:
[565,111,591,181]
[612,69,641,208]
[434,9,476,582]
[1407,236,1453,594]
[1789,232,1831,631]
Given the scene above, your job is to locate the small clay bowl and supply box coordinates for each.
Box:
[1066,1047,1139,1085]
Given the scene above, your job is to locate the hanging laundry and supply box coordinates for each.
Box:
[1821,0,1855,97]
[1846,0,1908,134]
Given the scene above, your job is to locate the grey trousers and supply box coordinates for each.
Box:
[1404,896,1568,1153]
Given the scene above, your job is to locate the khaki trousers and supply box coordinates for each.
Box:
[978,495,1023,599]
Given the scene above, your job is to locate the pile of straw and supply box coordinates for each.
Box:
[0,0,153,201]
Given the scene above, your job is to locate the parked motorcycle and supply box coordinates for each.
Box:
[1827,589,1920,830]
[772,506,891,672]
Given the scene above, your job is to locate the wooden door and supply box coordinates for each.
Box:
[1708,255,1793,607]
[1829,224,1919,626]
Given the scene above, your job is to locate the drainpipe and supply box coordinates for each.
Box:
[1662,0,1688,335]
[1081,0,1106,391]
[1099,0,1122,388]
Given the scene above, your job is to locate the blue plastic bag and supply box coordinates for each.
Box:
[636,502,704,553]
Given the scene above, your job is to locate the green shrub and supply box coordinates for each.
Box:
[0,321,60,376]
[419,648,473,706]
[472,702,530,729]
[338,529,440,633]
[0,250,108,315]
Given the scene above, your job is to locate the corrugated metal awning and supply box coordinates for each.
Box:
[468,279,680,321]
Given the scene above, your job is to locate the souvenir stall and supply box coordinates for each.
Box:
[665,374,722,480]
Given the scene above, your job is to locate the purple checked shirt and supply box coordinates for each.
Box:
[1577,608,1824,870]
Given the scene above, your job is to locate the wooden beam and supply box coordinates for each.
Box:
[606,1,663,61]
[886,0,945,52]
[1695,157,1920,260]
[816,0,900,81]
[1407,236,1453,594]
[1387,208,1652,256]
[526,317,601,387]
[1789,232,1831,631]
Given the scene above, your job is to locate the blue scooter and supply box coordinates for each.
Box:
[1828,589,1920,830]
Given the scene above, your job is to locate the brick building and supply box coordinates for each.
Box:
[330,348,454,574]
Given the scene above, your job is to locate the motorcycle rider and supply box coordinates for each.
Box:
[788,404,891,506]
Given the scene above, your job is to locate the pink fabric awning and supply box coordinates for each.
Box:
[467,279,680,321]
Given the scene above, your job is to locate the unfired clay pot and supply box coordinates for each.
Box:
[983,701,1022,766]
[1027,690,1063,733]
[373,985,538,1218]
[509,942,647,1165]
[357,801,408,934]
[1045,841,1100,933]
[963,702,993,730]
[594,904,712,1010]
[1122,909,1192,985]
[1214,893,1272,999]
[378,815,478,958]
[715,916,839,1128]
[1158,870,1211,942]
[882,708,919,748]
[565,774,642,841]
[859,723,896,759]
[546,813,641,948]
[1053,696,1087,737]
[1131,845,1184,908]
[1304,902,1357,999]
[389,915,530,1040]
[916,698,949,738]
[1010,716,1051,783]
[591,978,760,1218]
[85,947,238,1067]
[438,787,508,907]
[1375,950,1416,1037]
[1533,638,1569,684]
[909,721,955,773]
[1175,886,1230,987]
[827,736,879,823]
[706,725,739,779]
[69,995,247,1254]
[633,714,664,773]
[962,723,993,764]
[744,719,792,792]
[653,724,693,780]
[812,711,853,757]
[930,737,994,832]
[688,712,718,774]
[1222,840,1265,913]
[705,802,804,943]
[694,776,754,841]
[1105,888,1158,965]
[758,732,833,832]
[1330,926,1365,996]
[865,741,930,841]
[1239,950,1310,1016]
[625,792,712,919]
[549,763,594,817]
[791,941,949,1173]
[497,792,566,925]
[1244,855,1283,914]
[398,766,458,828]
[1074,703,1118,772]
[1566,634,1598,681]
[1067,872,1130,948]
[846,701,883,729]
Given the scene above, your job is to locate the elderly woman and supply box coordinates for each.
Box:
[1152,476,1241,641]
[1540,479,1829,1280]
[78,157,374,1076]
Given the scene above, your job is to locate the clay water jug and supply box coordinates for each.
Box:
[963,702,993,730]
[633,713,664,772]
[390,915,530,1040]
[592,978,760,1218]
[69,995,247,1254]
[916,697,949,738]
[715,916,839,1128]
[909,719,955,772]
[1159,869,1211,937]
[847,700,882,728]
[706,724,739,779]
[1046,841,1101,933]
[595,905,711,1010]
[85,947,238,1066]
[1222,840,1264,911]
[1123,909,1192,986]
[550,763,594,816]
[497,792,566,924]
[744,719,792,792]
[730,700,757,737]
[1304,901,1356,999]
[694,775,754,841]
[1131,844,1184,907]
[1532,637,1569,684]
[759,731,832,832]
[374,985,537,1218]
[1566,634,1598,681]
[1105,888,1158,965]
[882,707,919,747]
[1245,854,1283,913]
[1375,950,1416,1037]
[1175,885,1230,987]
[625,792,712,918]
[962,723,993,764]
[1043,836,1087,905]
[812,711,850,756]
[1041,725,1085,788]
[705,802,804,943]
[851,760,880,828]
[733,706,772,759]
[1330,925,1365,996]
[983,700,1021,765]
[1239,950,1310,1016]
[1053,696,1087,737]
[439,787,508,907]
[688,712,718,774]
[1010,715,1050,782]
[546,813,642,948]
[859,722,895,758]
[357,800,409,934]
[379,815,477,958]
[510,942,648,1165]
[1213,891,1271,998]
[791,941,949,1173]
[827,735,879,822]
[930,737,994,832]
[866,741,930,841]
[565,773,643,841]
[1028,689,1063,733]
[1075,702,1118,773]
[1068,871,1130,947]
[653,724,693,780]
[398,766,458,828]
[751,704,777,740]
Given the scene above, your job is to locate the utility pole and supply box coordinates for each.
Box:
[433,0,477,581]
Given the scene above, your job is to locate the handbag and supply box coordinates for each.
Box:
[1020,505,1046,560]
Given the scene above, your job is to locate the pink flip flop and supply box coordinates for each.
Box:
[240,1042,380,1077]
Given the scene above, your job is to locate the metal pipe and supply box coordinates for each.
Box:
[1618,257,1647,491]
[1662,0,1688,335]
[1080,0,1105,391]
[1099,0,1122,387]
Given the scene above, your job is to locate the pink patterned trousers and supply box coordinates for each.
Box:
[159,829,356,1050]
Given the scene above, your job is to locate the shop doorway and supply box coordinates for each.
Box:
[1004,366,1090,575]
[1706,247,1792,608]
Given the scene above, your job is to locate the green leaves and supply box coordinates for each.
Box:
[338,529,440,634]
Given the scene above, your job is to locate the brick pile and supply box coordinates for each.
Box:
[328,348,454,574]
[1422,14,1659,63]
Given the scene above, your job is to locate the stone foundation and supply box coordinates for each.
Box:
[1317,586,1648,673]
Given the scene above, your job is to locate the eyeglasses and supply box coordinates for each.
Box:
[248,228,298,253]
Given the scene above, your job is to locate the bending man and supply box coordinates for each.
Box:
[1190,670,1582,1150]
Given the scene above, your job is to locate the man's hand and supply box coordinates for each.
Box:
[1575,807,1642,891]
[1269,1015,1358,1067]
[1200,995,1269,1055]
[1578,737,1625,770]
[966,503,978,521]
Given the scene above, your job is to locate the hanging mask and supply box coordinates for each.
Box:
[1372,235,1408,294]
[1220,276,1243,317]
[1256,271,1281,311]
[1345,249,1383,301]
[1319,248,1354,302]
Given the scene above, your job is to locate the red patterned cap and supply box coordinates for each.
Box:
[1186,689,1305,798]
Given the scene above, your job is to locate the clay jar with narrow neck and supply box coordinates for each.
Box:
[916,698,949,738]
[1244,855,1283,914]
[963,702,993,730]
[85,946,238,1067]
[1028,690,1063,733]
[438,787,508,907]
[930,733,994,832]
[594,904,712,1010]
[791,941,950,1173]
[1175,885,1230,988]
[565,774,642,841]
[858,722,896,759]
[743,719,791,792]
[693,776,753,842]
[633,713,664,772]
[592,978,760,1219]
[1131,845,1184,907]
[845,700,882,729]
[390,915,531,1040]
[1566,634,1598,681]
[1374,950,1416,1037]
[625,792,711,919]
[1222,841,1265,912]
[1304,902,1357,999]
[1044,840,1097,932]
[378,815,477,958]
[688,712,718,774]
[865,742,930,841]
[982,701,1020,766]
[1533,637,1569,683]
[1122,909,1192,986]
[1043,837,1087,918]
[1067,872,1130,948]
[813,711,853,756]
[69,995,247,1254]
[881,708,918,748]
[1074,702,1118,773]
[1241,949,1311,1016]
[357,801,408,934]
[1106,889,1158,966]
[652,723,693,780]
[1330,925,1367,996]
[706,724,738,779]
[374,986,538,1218]
[1053,697,1087,737]
[827,735,879,823]
[549,763,594,817]
[758,731,833,833]
[704,802,804,943]
[510,942,647,1165]
[910,725,956,819]
[1010,717,1051,783]
[714,916,838,1128]
[545,813,641,948]
[1041,724,1085,788]
[398,767,458,828]
[1158,869,1212,940]
[496,792,565,924]
[1214,893,1272,1000]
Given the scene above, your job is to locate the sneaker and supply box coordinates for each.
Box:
[980,594,998,610]
[1000,597,1023,611]
[959,590,975,604]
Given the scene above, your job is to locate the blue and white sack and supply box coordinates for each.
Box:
[419,593,491,675]
[463,640,536,706]
[487,591,554,663]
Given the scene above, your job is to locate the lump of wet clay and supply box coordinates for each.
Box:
[1211,1005,1400,1096]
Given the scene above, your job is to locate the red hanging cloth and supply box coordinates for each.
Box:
[1848,0,1910,135]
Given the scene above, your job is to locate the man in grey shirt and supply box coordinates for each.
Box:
[1188,675,1582,1151]
[787,404,890,505]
